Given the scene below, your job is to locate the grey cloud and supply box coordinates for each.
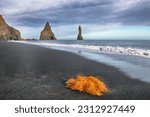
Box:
[1,0,150,28]
[64,0,113,9]
[0,0,16,9]
[0,0,10,7]
[116,2,150,25]
[6,0,115,27]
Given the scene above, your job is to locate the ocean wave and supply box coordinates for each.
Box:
[12,40,150,58]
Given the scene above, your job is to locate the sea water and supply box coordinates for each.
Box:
[13,40,150,83]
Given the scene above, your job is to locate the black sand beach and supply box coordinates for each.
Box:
[0,41,150,100]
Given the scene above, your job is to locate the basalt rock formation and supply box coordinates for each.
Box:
[0,15,21,40]
[77,25,83,40]
[40,22,56,40]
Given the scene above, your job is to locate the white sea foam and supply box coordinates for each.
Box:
[11,40,150,58]
[10,40,150,82]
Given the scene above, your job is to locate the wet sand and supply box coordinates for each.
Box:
[0,41,150,100]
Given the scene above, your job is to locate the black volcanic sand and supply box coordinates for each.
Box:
[0,41,150,100]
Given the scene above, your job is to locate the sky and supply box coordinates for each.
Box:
[0,0,150,40]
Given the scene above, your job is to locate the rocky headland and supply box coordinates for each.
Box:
[0,15,21,40]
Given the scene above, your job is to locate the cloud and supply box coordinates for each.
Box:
[1,0,94,15]
[115,1,150,25]
[0,0,150,39]
[2,0,149,26]
[114,0,141,11]
[3,0,115,26]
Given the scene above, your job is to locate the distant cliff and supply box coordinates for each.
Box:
[77,25,83,40]
[0,15,21,40]
[40,22,56,40]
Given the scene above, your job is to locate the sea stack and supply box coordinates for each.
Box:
[0,15,21,40]
[77,25,83,40]
[40,22,56,40]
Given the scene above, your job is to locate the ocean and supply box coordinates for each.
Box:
[13,40,150,83]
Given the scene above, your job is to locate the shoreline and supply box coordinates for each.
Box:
[0,41,150,100]
[12,40,150,83]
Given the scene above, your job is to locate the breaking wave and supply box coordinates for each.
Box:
[11,40,150,58]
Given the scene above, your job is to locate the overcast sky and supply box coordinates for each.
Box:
[1,0,150,39]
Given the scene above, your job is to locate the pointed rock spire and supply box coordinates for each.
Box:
[0,15,21,40]
[40,22,57,40]
[44,22,52,31]
[77,25,83,40]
